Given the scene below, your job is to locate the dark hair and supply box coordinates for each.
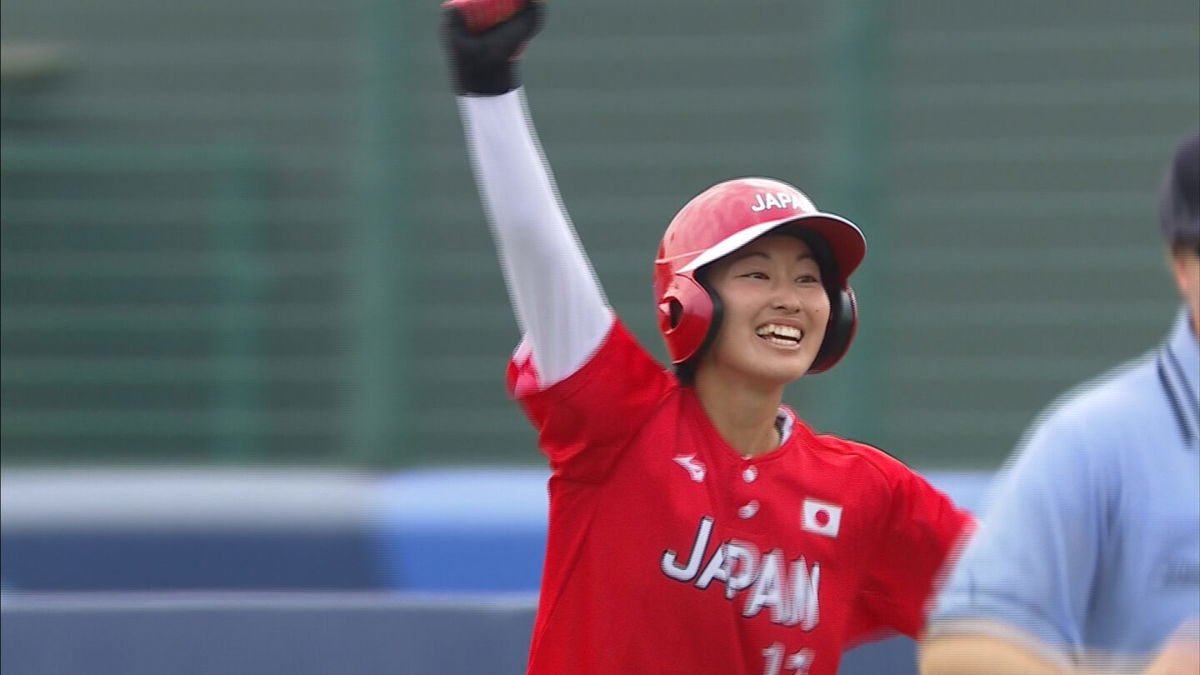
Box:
[674,358,699,386]
[1170,238,1200,257]
[1160,132,1199,246]
[670,227,840,387]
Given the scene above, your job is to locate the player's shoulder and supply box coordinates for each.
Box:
[1005,351,1162,477]
[1026,351,1159,445]
[803,426,917,484]
[800,425,961,521]
[1052,351,1158,420]
[510,316,674,405]
[570,317,668,376]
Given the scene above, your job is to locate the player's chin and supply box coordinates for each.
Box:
[755,342,817,374]
[756,352,816,384]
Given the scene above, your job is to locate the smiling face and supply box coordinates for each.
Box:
[697,233,831,389]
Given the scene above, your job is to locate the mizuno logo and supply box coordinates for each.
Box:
[673,454,707,482]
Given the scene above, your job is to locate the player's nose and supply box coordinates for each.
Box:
[770,283,803,314]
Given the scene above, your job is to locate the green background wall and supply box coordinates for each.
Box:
[2,0,1197,468]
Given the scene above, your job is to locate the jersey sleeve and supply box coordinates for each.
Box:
[855,461,975,640]
[924,411,1111,665]
[507,320,675,482]
[458,89,612,387]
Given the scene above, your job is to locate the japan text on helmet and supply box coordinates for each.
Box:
[653,177,867,374]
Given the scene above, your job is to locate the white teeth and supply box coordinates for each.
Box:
[755,324,802,342]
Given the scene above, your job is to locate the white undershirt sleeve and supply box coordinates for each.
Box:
[458,88,613,387]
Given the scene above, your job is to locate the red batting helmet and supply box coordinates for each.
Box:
[653,177,866,374]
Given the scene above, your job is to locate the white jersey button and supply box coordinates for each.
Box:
[738,500,760,519]
[743,467,758,483]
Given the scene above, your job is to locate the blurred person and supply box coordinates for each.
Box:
[920,131,1200,674]
[441,2,972,673]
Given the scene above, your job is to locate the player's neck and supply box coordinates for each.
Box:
[693,369,785,458]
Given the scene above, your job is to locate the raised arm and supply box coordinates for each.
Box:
[443,0,612,387]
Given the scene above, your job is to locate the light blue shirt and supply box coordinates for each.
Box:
[929,308,1200,664]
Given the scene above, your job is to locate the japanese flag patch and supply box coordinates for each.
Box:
[801,498,842,538]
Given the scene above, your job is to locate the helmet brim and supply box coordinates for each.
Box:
[677,212,866,285]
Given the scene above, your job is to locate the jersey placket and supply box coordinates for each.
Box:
[725,458,773,539]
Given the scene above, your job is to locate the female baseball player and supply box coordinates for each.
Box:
[442,3,972,674]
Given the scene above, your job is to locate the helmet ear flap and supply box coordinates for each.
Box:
[658,274,716,365]
[809,287,858,373]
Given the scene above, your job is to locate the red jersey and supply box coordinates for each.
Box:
[509,320,970,675]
